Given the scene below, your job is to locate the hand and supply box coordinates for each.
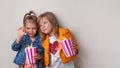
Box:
[34,53,42,60]
[17,26,25,37]
[16,26,25,43]
[71,46,78,55]
[71,41,78,54]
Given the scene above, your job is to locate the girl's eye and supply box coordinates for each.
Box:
[43,22,47,24]
[26,27,30,29]
[33,28,37,30]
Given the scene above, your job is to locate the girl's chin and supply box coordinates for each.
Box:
[29,35,35,37]
[42,31,48,34]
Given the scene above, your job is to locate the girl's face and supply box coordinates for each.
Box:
[25,20,37,38]
[39,17,54,36]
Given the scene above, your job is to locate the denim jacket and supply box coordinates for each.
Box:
[11,34,44,68]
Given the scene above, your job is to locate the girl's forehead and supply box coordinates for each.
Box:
[42,17,48,20]
[25,20,37,24]
[25,20,37,26]
[26,22,35,25]
[40,17,49,22]
[25,23,37,28]
[25,19,34,23]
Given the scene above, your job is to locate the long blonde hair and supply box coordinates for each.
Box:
[37,12,59,42]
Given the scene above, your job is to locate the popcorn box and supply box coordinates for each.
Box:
[25,45,36,64]
[59,38,76,57]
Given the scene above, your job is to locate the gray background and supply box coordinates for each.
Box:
[0,0,120,68]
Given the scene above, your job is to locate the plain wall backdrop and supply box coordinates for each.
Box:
[0,0,120,68]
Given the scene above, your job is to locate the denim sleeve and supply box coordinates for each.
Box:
[11,40,22,51]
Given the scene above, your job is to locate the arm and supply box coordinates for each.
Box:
[11,40,22,51]
[62,28,80,55]
[68,30,80,55]
[11,26,25,51]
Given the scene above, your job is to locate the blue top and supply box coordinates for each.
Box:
[11,34,44,68]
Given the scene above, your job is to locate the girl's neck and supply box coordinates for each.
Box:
[49,34,54,37]
[49,29,55,36]
[30,37,35,42]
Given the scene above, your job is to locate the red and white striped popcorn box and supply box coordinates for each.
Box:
[25,46,36,64]
[59,38,76,57]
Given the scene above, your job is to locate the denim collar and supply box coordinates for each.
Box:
[22,34,40,45]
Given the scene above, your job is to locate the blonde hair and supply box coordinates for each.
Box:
[38,12,59,42]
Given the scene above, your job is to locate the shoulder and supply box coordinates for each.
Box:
[22,34,29,39]
[20,34,29,42]
[59,27,72,39]
[59,27,71,34]
[35,34,41,41]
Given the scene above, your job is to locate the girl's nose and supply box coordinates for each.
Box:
[29,29,33,32]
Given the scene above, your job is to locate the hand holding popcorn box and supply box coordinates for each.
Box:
[59,38,76,57]
[25,45,36,64]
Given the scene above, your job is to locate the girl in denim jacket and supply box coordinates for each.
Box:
[11,11,44,68]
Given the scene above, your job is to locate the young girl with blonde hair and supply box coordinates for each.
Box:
[38,12,79,68]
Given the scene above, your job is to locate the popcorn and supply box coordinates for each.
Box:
[25,45,36,64]
[59,38,76,57]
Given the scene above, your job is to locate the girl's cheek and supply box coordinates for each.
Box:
[40,27,42,30]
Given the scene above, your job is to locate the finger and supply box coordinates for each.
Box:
[17,26,24,31]
[17,27,22,31]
